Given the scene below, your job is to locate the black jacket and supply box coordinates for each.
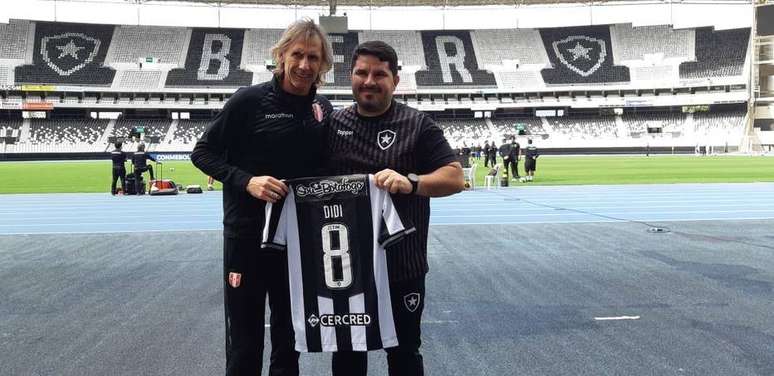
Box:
[111,150,127,169]
[131,151,156,169]
[191,75,332,237]
[499,142,521,160]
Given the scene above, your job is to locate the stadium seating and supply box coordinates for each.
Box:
[0,19,756,154]
[171,119,209,146]
[113,118,171,140]
[15,22,116,86]
[679,28,750,79]
[630,65,677,82]
[0,20,753,91]
[693,110,745,138]
[19,119,108,152]
[491,117,545,138]
[241,29,289,85]
[0,66,14,87]
[472,29,549,68]
[435,118,491,148]
[547,115,618,140]
[622,112,685,135]
[358,31,426,68]
[494,71,544,91]
[395,71,418,93]
[611,24,694,63]
[241,28,283,68]
[165,28,252,87]
[112,70,164,90]
[0,19,32,61]
[415,31,497,88]
[324,32,360,88]
[105,25,189,67]
[250,68,275,85]
[539,25,630,85]
[0,119,23,140]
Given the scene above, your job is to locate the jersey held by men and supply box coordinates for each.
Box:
[262,174,415,352]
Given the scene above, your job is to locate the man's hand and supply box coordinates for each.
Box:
[374,169,412,194]
[246,176,288,203]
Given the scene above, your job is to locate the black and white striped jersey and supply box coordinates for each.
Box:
[261,174,414,352]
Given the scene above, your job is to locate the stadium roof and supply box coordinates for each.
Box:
[147,0,620,6]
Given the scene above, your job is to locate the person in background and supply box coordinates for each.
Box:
[508,137,521,181]
[523,138,539,182]
[483,141,491,167]
[487,140,498,168]
[110,142,127,195]
[132,143,157,193]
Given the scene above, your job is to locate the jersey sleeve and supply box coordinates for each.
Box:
[416,116,459,174]
[261,196,288,250]
[370,175,416,248]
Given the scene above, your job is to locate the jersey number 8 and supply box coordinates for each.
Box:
[321,223,353,289]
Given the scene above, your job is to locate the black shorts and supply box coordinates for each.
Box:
[525,158,536,171]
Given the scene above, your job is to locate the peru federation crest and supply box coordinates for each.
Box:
[40,32,101,76]
[552,35,607,77]
[377,130,396,151]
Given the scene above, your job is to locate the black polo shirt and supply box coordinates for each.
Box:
[323,101,457,281]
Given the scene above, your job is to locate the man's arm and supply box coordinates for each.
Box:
[374,162,464,197]
[415,162,464,197]
[190,89,288,203]
[191,90,253,190]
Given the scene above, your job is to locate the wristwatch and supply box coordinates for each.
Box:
[407,173,420,195]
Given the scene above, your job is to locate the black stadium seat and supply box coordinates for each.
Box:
[539,25,630,85]
[15,21,116,86]
[415,30,496,88]
[326,32,360,88]
[165,28,252,88]
[679,27,750,79]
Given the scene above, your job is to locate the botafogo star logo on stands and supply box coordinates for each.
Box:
[40,33,101,76]
[552,35,607,77]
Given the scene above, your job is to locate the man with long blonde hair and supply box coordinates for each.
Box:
[191,18,333,375]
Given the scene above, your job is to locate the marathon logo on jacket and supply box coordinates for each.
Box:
[295,177,364,198]
[265,113,294,119]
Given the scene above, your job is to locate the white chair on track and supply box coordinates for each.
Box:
[484,164,501,189]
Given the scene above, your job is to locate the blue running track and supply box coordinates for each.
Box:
[1,182,773,234]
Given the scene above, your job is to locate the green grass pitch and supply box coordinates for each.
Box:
[471,155,774,187]
[0,156,772,194]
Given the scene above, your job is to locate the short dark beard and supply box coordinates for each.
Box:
[355,90,391,116]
